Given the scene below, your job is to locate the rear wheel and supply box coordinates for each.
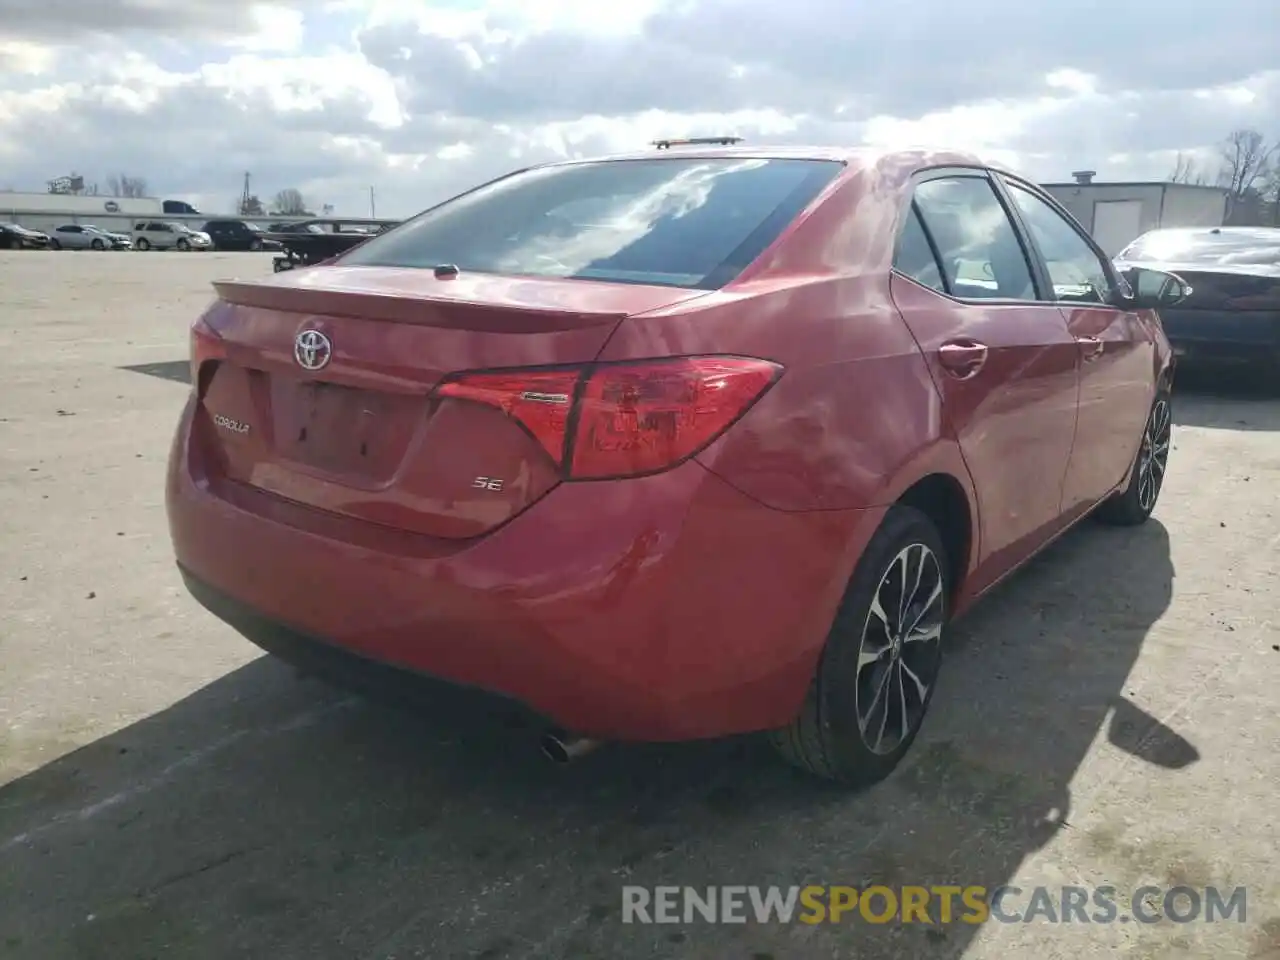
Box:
[1094,390,1171,526]
[136,237,150,251]
[770,505,948,785]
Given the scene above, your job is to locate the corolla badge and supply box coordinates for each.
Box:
[294,329,332,371]
[212,413,250,434]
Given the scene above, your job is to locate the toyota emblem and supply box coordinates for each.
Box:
[294,329,332,371]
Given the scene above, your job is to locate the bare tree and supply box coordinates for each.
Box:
[1216,129,1274,200]
[272,188,311,216]
[1168,152,1209,185]
[107,174,149,198]
[238,194,265,216]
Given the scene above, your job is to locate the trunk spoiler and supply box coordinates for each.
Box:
[210,277,632,333]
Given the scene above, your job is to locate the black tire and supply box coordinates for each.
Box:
[136,237,150,251]
[91,238,105,250]
[1094,389,1171,526]
[176,238,190,251]
[770,505,949,785]
[48,239,61,250]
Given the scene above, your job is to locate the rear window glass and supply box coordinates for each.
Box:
[1119,228,1280,266]
[338,157,842,289]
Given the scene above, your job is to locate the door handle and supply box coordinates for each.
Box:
[1076,336,1105,361]
[938,339,989,378]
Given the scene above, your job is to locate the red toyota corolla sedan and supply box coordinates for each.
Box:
[167,143,1184,784]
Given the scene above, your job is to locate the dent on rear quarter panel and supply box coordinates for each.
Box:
[597,148,983,513]
[600,273,949,512]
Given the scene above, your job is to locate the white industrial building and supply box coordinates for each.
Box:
[0,191,206,233]
[1041,171,1230,256]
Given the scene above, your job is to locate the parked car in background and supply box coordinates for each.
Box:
[48,223,126,250]
[267,221,326,235]
[169,144,1187,785]
[201,219,282,252]
[0,222,50,249]
[82,224,132,249]
[1116,226,1280,374]
[132,221,212,251]
[264,217,396,271]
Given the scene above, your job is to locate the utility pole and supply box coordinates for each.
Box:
[369,186,376,219]
[240,171,251,215]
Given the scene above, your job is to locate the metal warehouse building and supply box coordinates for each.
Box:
[1041,171,1230,256]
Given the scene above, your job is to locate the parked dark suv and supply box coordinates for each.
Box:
[201,220,281,252]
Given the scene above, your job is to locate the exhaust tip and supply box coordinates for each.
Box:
[539,731,601,764]
[540,733,571,764]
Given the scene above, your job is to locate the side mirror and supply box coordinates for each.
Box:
[1118,266,1192,310]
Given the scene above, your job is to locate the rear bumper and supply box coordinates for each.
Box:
[167,395,880,741]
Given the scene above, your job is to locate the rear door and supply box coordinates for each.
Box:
[999,176,1154,513]
[890,170,1080,590]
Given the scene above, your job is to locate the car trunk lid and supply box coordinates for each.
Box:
[193,266,710,539]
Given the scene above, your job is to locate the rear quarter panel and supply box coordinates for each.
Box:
[596,270,979,690]
[594,155,983,658]
[599,273,963,513]
[597,154,979,518]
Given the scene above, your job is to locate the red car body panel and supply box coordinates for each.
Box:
[167,146,1172,741]
[170,398,886,739]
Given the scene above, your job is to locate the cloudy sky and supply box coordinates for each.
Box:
[1,0,1277,218]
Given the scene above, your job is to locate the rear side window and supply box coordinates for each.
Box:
[913,176,1037,301]
[339,158,843,289]
[893,205,947,293]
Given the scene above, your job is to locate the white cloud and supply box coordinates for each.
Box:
[231,4,307,53]
[0,0,1277,216]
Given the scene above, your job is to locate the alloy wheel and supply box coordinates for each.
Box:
[854,542,945,755]
[1137,398,1171,513]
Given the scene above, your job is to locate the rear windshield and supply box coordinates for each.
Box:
[1119,228,1280,267]
[338,157,842,289]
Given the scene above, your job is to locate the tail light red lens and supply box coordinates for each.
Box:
[435,356,781,480]
[434,369,579,466]
[189,314,227,392]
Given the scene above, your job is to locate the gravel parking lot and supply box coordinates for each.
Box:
[1,249,1278,960]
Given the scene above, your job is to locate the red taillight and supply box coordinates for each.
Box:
[435,369,580,466]
[434,356,781,480]
[189,314,227,392]
[570,357,780,478]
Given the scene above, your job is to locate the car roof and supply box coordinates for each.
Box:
[1142,225,1280,239]
[533,143,994,175]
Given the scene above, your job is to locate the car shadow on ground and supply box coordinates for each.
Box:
[0,519,1181,960]
[1171,365,1280,431]
[118,360,191,386]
